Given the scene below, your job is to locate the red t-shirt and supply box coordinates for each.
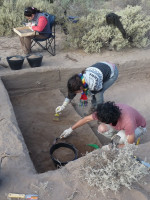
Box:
[92,103,146,136]
[32,16,48,32]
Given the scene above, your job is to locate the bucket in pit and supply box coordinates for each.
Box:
[50,138,78,167]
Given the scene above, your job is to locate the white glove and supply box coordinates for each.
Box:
[55,98,70,114]
[55,105,65,113]
[60,127,73,139]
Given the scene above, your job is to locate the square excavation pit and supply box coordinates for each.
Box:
[4,69,101,173]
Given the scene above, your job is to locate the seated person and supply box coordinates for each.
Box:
[59,101,147,148]
[20,7,50,54]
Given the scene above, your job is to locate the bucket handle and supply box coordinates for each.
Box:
[53,137,60,145]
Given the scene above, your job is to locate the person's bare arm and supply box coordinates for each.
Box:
[60,114,94,139]
[72,114,94,130]
[127,134,135,144]
[118,133,135,148]
[118,144,125,148]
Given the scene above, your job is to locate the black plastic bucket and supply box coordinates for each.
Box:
[26,53,43,67]
[6,55,24,70]
[50,138,78,167]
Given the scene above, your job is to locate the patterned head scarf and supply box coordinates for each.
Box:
[78,73,88,107]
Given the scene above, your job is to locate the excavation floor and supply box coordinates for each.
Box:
[10,89,101,173]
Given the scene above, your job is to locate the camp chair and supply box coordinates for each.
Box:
[31,13,56,56]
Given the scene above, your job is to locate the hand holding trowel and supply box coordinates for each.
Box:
[53,98,70,121]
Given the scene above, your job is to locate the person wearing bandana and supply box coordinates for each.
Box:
[55,61,118,115]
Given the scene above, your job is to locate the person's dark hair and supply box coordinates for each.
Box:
[24,7,41,17]
[81,68,86,74]
[67,74,83,93]
[96,101,121,126]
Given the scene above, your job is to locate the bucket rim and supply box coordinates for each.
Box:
[6,55,25,61]
[26,53,43,59]
[50,142,78,167]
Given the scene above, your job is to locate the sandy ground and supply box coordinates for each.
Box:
[1,29,150,72]
[0,30,150,200]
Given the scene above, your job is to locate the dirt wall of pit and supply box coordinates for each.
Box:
[1,59,150,95]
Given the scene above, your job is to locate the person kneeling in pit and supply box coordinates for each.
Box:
[59,101,147,148]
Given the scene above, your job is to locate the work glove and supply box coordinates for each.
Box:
[60,127,73,139]
[55,98,70,113]
[111,135,121,146]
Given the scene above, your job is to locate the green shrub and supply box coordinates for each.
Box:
[53,0,105,17]
[112,0,142,9]
[65,9,111,51]
[64,5,150,52]
[0,0,54,36]
[80,144,149,194]
[116,5,150,49]
[1,1,150,53]
[0,0,105,36]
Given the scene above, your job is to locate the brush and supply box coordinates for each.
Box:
[53,113,60,121]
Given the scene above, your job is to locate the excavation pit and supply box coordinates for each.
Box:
[8,88,101,173]
[1,61,150,174]
[1,67,103,173]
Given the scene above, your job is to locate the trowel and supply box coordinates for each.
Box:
[53,113,60,121]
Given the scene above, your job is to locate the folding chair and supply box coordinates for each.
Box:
[31,13,56,56]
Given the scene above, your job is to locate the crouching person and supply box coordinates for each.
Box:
[59,101,147,148]
[95,102,146,147]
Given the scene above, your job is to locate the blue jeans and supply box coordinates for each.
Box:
[91,66,119,107]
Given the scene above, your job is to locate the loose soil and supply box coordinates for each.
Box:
[52,146,76,163]
[9,57,22,60]
[19,29,33,33]
[28,55,41,59]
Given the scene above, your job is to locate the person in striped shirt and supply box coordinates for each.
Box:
[55,62,118,114]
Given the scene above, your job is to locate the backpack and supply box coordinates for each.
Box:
[106,13,132,42]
